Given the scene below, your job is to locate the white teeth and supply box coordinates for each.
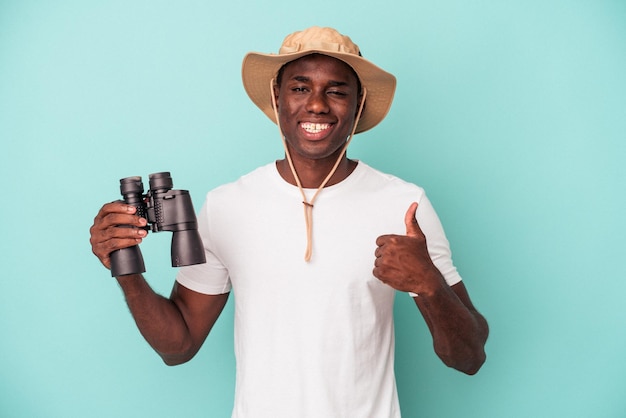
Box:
[301,122,330,133]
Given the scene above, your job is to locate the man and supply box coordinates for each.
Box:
[90,26,488,417]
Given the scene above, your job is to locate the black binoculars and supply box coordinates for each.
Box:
[110,172,206,277]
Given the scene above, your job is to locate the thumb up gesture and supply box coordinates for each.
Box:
[373,202,445,296]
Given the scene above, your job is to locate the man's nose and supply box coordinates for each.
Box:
[306,91,330,114]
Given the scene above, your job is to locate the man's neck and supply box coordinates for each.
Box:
[276,156,358,189]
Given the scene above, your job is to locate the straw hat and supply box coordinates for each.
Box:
[241,26,396,134]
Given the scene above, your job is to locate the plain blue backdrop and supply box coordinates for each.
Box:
[1,1,625,417]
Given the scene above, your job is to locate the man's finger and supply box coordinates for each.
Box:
[404,202,419,237]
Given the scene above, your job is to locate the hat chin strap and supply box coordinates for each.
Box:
[270,78,367,262]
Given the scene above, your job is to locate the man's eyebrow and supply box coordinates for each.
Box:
[291,75,350,87]
[327,80,349,87]
[292,75,311,83]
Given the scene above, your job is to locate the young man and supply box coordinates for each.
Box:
[90,26,488,417]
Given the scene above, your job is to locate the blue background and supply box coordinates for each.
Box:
[1,1,625,417]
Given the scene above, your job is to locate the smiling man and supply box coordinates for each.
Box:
[90,26,488,418]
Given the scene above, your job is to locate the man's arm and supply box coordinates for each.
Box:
[374,202,488,375]
[116,275,229,365]
[90,202,228,365]
[412,282,488,374]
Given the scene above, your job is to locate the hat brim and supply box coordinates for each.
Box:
[242,50,396,134]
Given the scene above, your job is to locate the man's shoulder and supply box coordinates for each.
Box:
[355,161,425,194]
[209,162,276,195]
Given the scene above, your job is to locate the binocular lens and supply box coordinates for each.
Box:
[119,176,144,195]
[149,172,173,191]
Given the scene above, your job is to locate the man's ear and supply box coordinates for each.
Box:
[272,82,281,110]
[356,92,366,116]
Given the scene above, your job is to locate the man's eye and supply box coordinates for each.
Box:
[291,87,307,92]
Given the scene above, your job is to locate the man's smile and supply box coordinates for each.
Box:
[300,122,332,135]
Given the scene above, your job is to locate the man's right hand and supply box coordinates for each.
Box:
[89,202,148,270]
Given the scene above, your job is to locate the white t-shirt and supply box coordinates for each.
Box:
[177,161,461,418]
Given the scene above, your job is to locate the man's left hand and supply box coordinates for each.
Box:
[373,202,445,296]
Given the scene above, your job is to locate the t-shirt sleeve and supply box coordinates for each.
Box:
[409,193,462,297]
[176,195,232,295]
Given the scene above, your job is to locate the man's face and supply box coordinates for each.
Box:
[274,54,361,162]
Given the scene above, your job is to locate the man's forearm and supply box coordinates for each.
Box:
[116,274,196,365]
[414,284,488,375]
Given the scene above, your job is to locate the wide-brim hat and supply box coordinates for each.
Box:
[242,26,397,134]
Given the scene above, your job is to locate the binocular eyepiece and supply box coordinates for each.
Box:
[110,172,206,277]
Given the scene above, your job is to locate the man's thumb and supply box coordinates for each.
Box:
[405,202,419,237]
